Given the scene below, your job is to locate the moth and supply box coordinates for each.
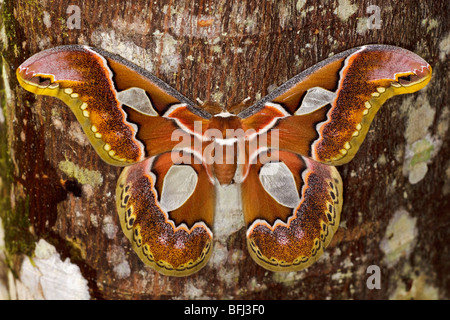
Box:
[17,44,431,276]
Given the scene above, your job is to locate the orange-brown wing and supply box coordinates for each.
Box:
[240,45,432,165]
[241,150,342,271]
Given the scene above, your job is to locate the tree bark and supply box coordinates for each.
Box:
[0,0,448,299]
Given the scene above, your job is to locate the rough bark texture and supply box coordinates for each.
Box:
[0,0,448,299]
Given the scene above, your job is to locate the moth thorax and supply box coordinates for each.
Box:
[213,143,237,185]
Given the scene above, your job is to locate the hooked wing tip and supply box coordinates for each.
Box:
[16,65,57,90]
[406,64,432,85]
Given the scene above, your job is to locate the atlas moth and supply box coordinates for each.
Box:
[17,44,432,276]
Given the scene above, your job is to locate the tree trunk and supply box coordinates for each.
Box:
[0,0,448,300]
